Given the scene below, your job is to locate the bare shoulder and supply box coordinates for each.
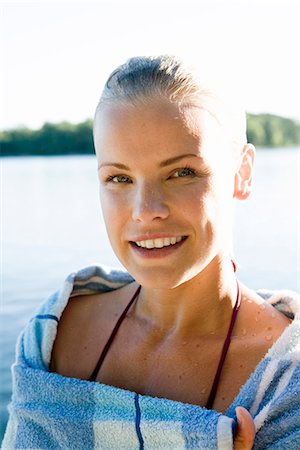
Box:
[212,285,293,411]
[237,284,292,347]
[50,281,139,379]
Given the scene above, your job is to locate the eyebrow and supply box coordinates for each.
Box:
[98,153,200,170]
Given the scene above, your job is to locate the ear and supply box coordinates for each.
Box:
[234,144,256,200]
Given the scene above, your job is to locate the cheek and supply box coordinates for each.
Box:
[100,190,126,240]
[180,182,213,220]
[204,180,235,243]
[189,179,233,231]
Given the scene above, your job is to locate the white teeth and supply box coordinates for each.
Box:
[146,240,155,249]
[135,236,184,248]
[154,238,165,248]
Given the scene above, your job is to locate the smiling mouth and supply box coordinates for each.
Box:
[131,236,187,249]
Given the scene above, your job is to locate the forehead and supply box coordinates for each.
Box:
[94,99,228,166]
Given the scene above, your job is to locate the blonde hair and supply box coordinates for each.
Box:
[95,55,247,154]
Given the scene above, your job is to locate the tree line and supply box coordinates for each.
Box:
[0,114,299,157]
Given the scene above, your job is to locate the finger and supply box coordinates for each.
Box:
[233,406,256,450]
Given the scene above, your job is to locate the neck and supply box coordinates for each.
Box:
[135,255,238,338]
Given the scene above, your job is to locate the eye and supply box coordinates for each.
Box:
[171,167,197,178]
[106,174,132,184]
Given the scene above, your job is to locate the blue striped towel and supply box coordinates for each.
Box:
[2,265,300,449]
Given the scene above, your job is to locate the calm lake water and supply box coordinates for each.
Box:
[1,149,299,440]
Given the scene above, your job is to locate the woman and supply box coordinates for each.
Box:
[3,56,299,449]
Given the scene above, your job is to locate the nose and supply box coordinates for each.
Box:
[131,182,170,223]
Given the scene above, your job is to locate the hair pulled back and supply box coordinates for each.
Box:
[95,55,247,153]
[99,55,200,105]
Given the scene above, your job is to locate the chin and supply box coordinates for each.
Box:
[124,264,199,290]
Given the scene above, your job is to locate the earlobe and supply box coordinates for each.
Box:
[234,144,256,200]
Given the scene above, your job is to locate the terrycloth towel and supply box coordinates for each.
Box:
[2,265,300,449]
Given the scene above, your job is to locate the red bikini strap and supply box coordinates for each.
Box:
[89,284,141,382]
[205,279,241,409]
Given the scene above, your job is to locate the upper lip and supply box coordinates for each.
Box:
[129,233,187,242]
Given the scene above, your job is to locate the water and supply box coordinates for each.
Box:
[1,149,299,440]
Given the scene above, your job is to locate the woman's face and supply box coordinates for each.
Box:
[94,99,239,288]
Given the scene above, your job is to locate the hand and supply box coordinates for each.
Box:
[233,406,256,450]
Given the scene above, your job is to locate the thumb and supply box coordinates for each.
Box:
[233,406,255,450]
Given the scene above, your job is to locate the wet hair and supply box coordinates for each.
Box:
[94,55,247,154]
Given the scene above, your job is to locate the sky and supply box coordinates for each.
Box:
[1,0,300,130]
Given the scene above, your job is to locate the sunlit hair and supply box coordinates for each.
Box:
[94,55,247,156]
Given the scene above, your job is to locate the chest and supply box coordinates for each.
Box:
[90,327,264,413]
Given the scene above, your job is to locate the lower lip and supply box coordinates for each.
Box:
[129,237,187,259]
